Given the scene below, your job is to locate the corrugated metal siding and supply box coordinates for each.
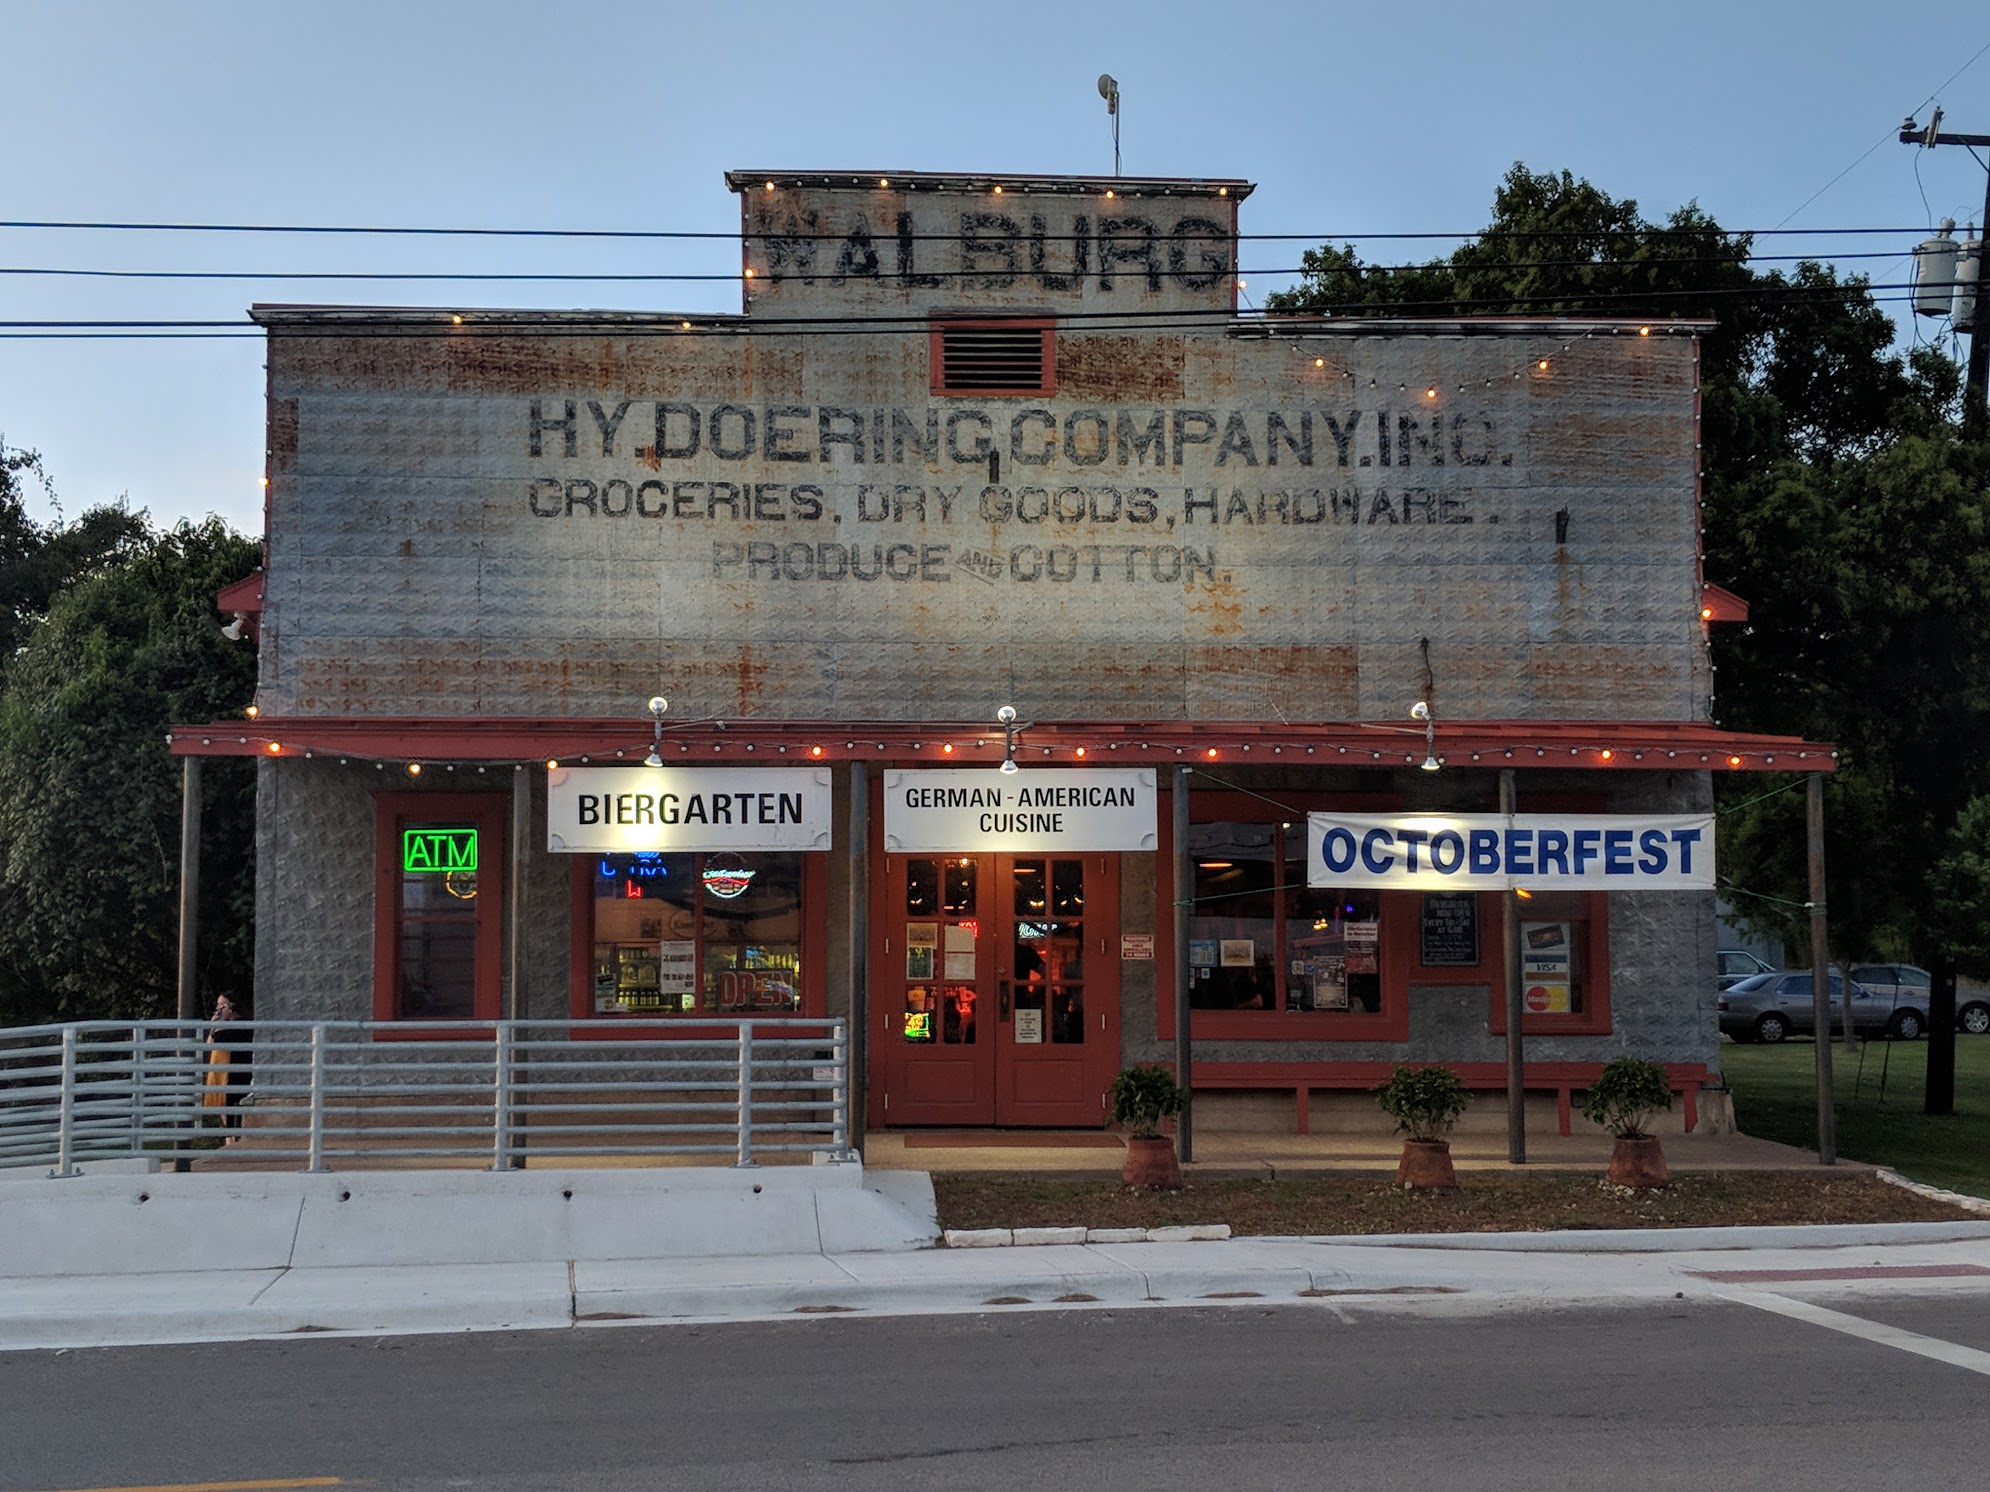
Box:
[259,321,1704,725]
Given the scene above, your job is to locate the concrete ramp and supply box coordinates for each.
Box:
[0,1164,939,1278]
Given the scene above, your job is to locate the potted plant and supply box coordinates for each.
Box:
[1110,1063,1187,1188]
[1373,1064,1469,1190]
[1580,1056,1673,1189]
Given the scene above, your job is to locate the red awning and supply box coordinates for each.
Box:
[167,715,1836,772]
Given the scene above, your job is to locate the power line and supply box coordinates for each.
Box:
[0,249,1915,285]
[0,218,1949,243]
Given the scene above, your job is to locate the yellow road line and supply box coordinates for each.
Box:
[33,1479,341,1492]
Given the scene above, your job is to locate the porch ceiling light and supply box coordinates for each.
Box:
[1412,700,1439,772]
[997,704,1030,774]
[644,694,669,767]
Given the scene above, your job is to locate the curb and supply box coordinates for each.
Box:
[1874,1168,1990,1216]
[1271,1219,1990,1252]
[944,1224,1231,1248]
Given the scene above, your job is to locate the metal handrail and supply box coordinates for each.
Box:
[0,1017,853,1175]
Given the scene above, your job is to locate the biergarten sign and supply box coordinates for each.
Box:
[546,766,833,853]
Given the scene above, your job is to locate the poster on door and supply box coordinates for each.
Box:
[1521,921,1572,1013]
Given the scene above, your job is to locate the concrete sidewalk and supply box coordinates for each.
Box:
[5,1127,1985,1354]
[5,1136,1990,1353]
[11,1220,1990,1353]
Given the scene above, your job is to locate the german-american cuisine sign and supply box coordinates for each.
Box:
[547,767,833,853]
[1307,813,1714,892]
[884,769,1158,853]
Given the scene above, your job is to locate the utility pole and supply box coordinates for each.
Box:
[1901,112,1990,418]
[1900,114,1982,1118]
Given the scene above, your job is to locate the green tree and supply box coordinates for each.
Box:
[1269,164,1990,972]
[0,516,258,1024]
[1,439,149,660]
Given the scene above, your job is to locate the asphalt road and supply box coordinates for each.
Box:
[6,1291,1990,1491]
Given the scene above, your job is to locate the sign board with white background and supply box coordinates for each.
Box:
[883,769,1158,853]
[547,766,833,853]
[1307,812,1714,891]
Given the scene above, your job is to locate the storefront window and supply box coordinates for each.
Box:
[1187,821,1386,1017]
[1187,824,1277,1010]
[590,852,803,1015]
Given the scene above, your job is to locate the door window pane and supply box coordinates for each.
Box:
[904,861,978,1044]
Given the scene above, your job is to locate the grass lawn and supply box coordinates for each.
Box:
[1722,1035,1990,1198]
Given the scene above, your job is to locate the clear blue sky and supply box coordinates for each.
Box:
[4,0,1987,536]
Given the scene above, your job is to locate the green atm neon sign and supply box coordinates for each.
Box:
[404,827,478,874]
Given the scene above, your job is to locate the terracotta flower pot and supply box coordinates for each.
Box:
[1123,1133,1183,1188]
[1607,1134,1670,1189]
[1395,1137,1456,1191]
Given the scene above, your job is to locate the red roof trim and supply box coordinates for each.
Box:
[167,715,1837,772]
[1701,582,1749,623]
[215,570,264,615]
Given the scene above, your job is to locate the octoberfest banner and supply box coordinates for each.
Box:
[1306,812,1714,891]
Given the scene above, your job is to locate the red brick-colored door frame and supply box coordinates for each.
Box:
[371,792,508,1027]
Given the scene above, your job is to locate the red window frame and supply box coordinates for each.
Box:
[928,316,1057,398]
[566,853,830,1034]
[371,792,507,1029]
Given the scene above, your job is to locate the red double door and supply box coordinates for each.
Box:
[873,852,1121,1128]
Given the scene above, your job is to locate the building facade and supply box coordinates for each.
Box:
[175,169,1832,1136]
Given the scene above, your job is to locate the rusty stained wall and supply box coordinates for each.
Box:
[259,322,1705,724]
[738,181,1238,318]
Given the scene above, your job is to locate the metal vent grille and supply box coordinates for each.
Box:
[937,325,1047,391]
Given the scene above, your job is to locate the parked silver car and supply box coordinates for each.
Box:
[1847,963,1990,1036]
[1718,969,1925,1043]
[1717,949,1777,990]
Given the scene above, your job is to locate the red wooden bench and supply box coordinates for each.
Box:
[1189,1060,1714,1137]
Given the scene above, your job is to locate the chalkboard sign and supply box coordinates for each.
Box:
[1420,892,1481,967]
